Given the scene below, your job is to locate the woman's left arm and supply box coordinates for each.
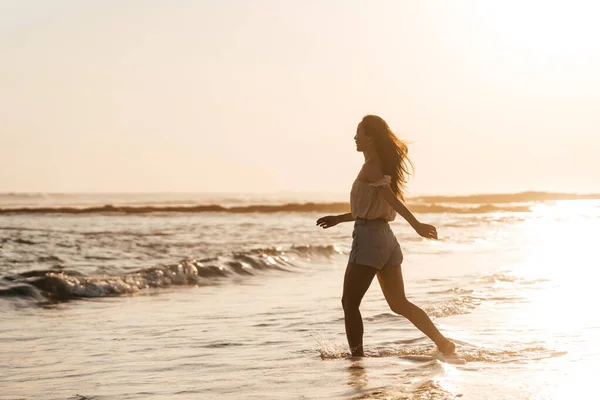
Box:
[378,186,438,239]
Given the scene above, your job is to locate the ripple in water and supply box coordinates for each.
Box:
[318,342,567,364]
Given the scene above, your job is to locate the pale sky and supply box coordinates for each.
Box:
[1,0,599,195]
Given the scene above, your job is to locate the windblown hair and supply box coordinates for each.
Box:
[361,115,413,200]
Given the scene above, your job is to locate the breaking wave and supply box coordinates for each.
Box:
[0,245,343,304]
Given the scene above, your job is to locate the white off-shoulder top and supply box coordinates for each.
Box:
[350,175,396,221]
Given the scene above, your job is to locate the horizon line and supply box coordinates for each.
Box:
[2,190,600,198]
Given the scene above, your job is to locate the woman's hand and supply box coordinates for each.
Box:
[316,215,340,229]
[414,222,438,239]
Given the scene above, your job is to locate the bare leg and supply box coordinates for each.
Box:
[341,263,377,357]
[376,264,455,355]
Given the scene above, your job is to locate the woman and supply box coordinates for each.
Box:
[316,115,455,357]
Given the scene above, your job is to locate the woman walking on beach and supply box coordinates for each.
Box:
[316,115,455,357]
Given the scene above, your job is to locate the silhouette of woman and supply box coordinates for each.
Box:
[317,115,455,357]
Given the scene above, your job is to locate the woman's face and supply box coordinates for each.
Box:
[354,123,371,152]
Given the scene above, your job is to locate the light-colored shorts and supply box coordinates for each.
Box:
[348,218,403,269]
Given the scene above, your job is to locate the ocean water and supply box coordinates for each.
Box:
[1,193,600,399]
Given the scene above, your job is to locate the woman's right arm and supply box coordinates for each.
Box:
[336,213,355,223]
[316,213,354,229]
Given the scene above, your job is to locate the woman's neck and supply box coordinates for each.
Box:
[363,148,379,164]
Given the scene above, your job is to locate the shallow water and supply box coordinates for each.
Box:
[2,198,600,399]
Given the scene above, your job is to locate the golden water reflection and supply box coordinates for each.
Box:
[510,201,600,399]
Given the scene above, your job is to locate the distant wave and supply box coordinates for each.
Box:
[0,202,349,214]
[0,245,342,304]
[413,191,600,204]
[2,191,597,215]
[1,191,597,215]
[0,202,534,215]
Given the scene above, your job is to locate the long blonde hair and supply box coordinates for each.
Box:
[360,115,413,200]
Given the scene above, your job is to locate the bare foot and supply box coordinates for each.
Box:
[437,340,456,355]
